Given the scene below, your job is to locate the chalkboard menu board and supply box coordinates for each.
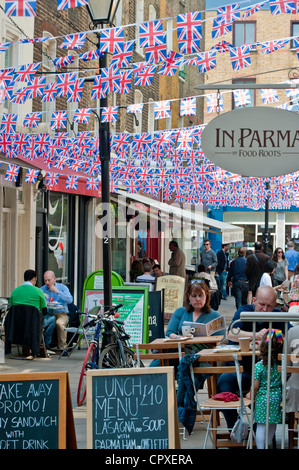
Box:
[0,372,76,449]
[86,367,180,449]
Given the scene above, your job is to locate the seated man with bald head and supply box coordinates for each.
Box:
[217,285,291,430]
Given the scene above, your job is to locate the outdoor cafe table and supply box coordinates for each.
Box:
[149,335,224,350]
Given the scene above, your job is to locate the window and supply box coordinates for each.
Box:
[42,34,57,124]
[232,78,256,108]
[291,22,299,48]
[233,21,256,48]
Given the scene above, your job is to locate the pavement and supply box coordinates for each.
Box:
[0,295,289,452]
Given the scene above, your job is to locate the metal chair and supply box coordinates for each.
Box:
[59,313,96,359]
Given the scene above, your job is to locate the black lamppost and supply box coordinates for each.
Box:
[87,0,120,312]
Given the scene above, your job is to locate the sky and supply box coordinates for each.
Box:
[205,0,269,10]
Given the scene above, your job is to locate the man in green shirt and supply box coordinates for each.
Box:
[10,270,56,349]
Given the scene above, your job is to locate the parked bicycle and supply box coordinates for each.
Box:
[77,303,142,406]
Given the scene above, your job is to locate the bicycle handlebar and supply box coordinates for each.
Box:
[82,303,124,329]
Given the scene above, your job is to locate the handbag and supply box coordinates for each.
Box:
[230,415,249,444]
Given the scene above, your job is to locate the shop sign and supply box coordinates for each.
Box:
[201,106,299,177]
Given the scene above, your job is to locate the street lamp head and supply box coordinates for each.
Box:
[86,0,120,26]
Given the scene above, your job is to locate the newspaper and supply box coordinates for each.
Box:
[183,316,226,337]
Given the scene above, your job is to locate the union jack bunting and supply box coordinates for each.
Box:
[80,49,101,61]
[5,0,36,16]
[0,113,18,133]
[59,33,86,49]
[177,11,202,54]
[86,177,99,191]
[73,108,91,124]
[0,67,15,86]
[11,86,28,104]
[66,175,78,190]
[100,27,124,54]
[216,3,241,23]
[53,55,75,68]
[211,41,233,52]
[67,78,85,102]
[177,128,194,151]
[230,45,251,71]
[243,1,268,18]
[134,65,157,86]
[56,72,77,97]
[261,39,289,53]
[57,0,88,10]
[180,97,196,116]
[126,103,144,114]
[212,18,232,39]
[139,20,164,48]
[145,39,167,64]
[0,42,12,52]
[158,51,183,76]
[25,76,45,99]
[154,100,171,119]
[23,112,42,128]
[14,62,41,82]
[115,70,132,94]
[206,93,224,113]
[25,168,39,183]
[111,40,134,67]
[269,0,295,14]
[131,132,152,152]
[197,50,217,73]
[260,88,279,104]
[46,172,59,187]
[91,75,105,100]
[5,164,20,181]
[101,106,119,123]
[41,82,57,102]
[101,65,120,96]
[233,89,251,107]
[50,111,68,129]
[110,133,131,152]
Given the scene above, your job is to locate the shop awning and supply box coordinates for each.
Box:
[118,190,244,243]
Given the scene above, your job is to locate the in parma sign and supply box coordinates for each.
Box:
[201,106,299,177]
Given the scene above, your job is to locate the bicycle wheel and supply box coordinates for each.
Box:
[98,343,143,369]
[77,342,97,406]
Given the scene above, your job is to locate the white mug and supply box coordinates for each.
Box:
[182,325,192,336]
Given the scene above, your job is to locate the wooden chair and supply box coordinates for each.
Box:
[191,353,252,448]
[278,353,299,448]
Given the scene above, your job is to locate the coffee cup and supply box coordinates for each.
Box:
[182,325,192,336]
[239,337,250,352]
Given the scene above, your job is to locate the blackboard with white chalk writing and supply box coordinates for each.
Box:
[86,367,180,450]
[0,372,77,449]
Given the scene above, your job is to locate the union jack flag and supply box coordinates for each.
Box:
[110,133,131,152]
[5,0,36,16]
[180,97,196,116]
[60,33,86,49]
[139,20,164,48]
[73,108,91,124]
[260,88,279,104]
[53,55,75,68]
[212,18,232,39]
[127,103,144,114]
[25,76,45,99]
[57,0,88,10]
[233,89,251,107]
[41,82,57,102]
[56,72,77,97]
[177,11,202,54]
[50,111,68,129]
[154,100,170,120]
[261,39,289,53]
[111,40,134,67]
[100,27,124,54]
[80,49,101,62]
[23,112,42,128]
[11,86,28,104]
[46,172,59,187]
[91,75,104,100]
[269,0,295,14]
[14,62,41,82]
[115,70,132,94]
[177,128,194,151]
[134,65,157,86]
[197,50,217,73]
[66,175,78,190]
[211,40,233,53]
[0,42,12,52]
[0,67,15,86]
[243,1,268,18]
[131,132,152,152]
[230,45,251,71]
[216,3,240,23]
[0,113,18,133]
[67,78,85,102]
[206,93,223,113]
[101,106,119,123]
[25,168,39,183]
[101,65,120,96]
[86,177,99,191]
[145,39,167,64]
[5,164,20,181]
[158,51,183,76]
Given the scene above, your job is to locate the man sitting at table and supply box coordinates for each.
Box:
[9,269,56,351]
[41,270,73,352]
[216,285,291,430]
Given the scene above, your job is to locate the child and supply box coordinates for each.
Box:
[246,329,284,449]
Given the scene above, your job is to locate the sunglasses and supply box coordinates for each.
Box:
[277,250,283,253]
[204,243,210,246]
